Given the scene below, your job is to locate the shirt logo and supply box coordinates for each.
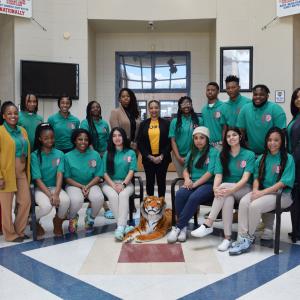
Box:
[88,160,97,168]
[236,108,241,115]
[262,114,272,123]
[52,158,60,167]
[240,160,247,168]
[127,156,132,163]
[214,111,221,119]
[67,122,75,129]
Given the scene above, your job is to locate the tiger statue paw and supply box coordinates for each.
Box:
[123,196,172,243]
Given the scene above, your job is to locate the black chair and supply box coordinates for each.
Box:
[30,175,144,241]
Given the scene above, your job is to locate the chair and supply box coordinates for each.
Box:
[171,178,291,255]
[30,175,144,241]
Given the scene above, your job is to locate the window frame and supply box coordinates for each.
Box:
[115,51,191,99]
[220,46,253,92]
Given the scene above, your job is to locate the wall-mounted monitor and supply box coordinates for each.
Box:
[21,60,79,99]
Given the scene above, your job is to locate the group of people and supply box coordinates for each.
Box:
[0,76,299,257]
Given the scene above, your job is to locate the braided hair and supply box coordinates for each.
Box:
[86,101,101,151]
[175,96,199,132]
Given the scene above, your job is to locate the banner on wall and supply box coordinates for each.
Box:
[277,0,300,17]
[0,0,32,18]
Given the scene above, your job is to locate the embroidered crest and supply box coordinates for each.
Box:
[240,160,247,168]
[52,158,60,167]
[214,111,221,119]
[272,164,281,174]
[88,160,97,168]
[67,122,75,129]
[127,156,132,163]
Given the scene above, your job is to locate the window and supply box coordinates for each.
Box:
[160,100,178,119]
[220,47,253,92]
[116,51,190,94]
[137,100,147,120]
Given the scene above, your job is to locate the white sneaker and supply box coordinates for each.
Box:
[261,228,273,240]
[167,226,181,243]
[177,227,187,242]
[217,239,232,251]
[191,224,213,238]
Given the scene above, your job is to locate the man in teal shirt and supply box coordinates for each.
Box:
[237,84,286,155]
[201,82,224,149]
[220,75,251,129]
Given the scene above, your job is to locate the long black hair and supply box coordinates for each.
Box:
[175,96,199,132]
[220,127,247,177]
[119,88,139,119]
[0,101,17,125]
[20,93,38,113]
[33,123,55,163]
[86,101,101,151]
[290,88,300,118]
[106,127,130,176]
[258,127,288,190]
[186,134,210,173]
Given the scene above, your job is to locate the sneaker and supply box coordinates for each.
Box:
[167,226,181,243]
[68,214,79,234]
[261,228,273,240]
[85,208,95,232]
[177,227,187,243]
[191,224,213,238]
[114,227,125,241]
[218,239,232,251]
[229,237,252,256]
[124,225,135,235]
[104,209,114,219]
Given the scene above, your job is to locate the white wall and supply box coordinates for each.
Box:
[294,14,300,90]
[13,0,88,120]
[0,15,14,102]
[215,0,294,121]
[95,32,214,119]
[88,25,96,101]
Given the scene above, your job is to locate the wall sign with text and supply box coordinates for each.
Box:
[0,0,32,18]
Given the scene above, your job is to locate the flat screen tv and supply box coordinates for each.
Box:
[21,60,79,99]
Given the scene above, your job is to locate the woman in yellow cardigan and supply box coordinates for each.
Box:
[0,101,31,242]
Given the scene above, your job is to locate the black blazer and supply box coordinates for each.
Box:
[137,117,171,164]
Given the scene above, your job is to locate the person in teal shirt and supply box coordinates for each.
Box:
[102,127,137,241]
[64,129,104,233]
[48,95,80,153]
[237,84,286,154]
[220,75,251,129]
[169,96,202,177]
[230,127,295,255]
[191,127,255,252]
[167,126,218,244]
[287,87,300,240]
[201,82,224,149]
[18,93,43,150]
[80,101,110,155]
[31,123,70,237]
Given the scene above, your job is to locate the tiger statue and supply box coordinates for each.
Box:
[123,196,172,243]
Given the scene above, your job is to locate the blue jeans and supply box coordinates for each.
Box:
[175,183,214,229]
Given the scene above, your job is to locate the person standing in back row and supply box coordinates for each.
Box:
[220,75,251,131]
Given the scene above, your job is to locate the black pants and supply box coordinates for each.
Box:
[143,159,170,197]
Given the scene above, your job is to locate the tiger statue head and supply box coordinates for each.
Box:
[123,196,172,243]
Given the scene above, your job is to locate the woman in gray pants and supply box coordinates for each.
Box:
[229,127,295,255]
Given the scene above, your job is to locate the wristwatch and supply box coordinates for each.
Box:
[122,182,127,188]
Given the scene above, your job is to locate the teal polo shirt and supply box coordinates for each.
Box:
[237,101,286,154]
[287,113,300,153]
[18,111,43,150]
[220,94,251,127]
[31,148,64,187]
[103,149,137,181]
[4,122,29,158]
[168,115,203,156]
[48,112,80,151]
[254,152,295,193]
[214,147,255,183]
[201,99,224,143]
[184,147,218,182]
[64,148,103,185]
[80,118,110,154]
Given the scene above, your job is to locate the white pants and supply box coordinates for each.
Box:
[238,191,293,236]
[208,183,252,236]
[171,152,185,177]
[35,187,70,220]
[66,185,104,219]
[102,182,134,226]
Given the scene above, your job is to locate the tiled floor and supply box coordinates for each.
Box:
[1,172,300,299]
